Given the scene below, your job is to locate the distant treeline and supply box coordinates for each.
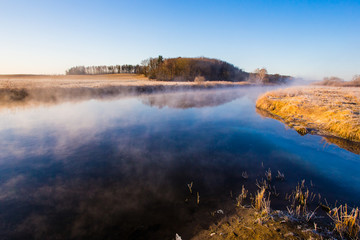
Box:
[66,56,291,84]
[66,65,144,75]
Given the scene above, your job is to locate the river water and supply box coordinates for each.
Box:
[0,87,359,239]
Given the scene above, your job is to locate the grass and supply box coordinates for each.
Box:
[256,86,360,143]
[0,74,252,111]
[286,180,313,218]
[236,185,248,207]
[191,170,359,239]
[254,186,271,215]
[329,205,360,239]
[0,73,251,89]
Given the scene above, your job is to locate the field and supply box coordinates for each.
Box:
[0,74,251,89]
[256,86,360,143]
[0,74,251,110]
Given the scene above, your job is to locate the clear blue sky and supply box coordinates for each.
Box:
[0,0,359,80]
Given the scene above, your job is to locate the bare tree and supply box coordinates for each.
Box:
[254,68,268,83]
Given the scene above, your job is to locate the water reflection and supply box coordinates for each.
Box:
[140,88,249,109]
[256,108,360,155]
[0,88,359,239]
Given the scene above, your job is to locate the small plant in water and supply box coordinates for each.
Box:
[197,192,200,205]
[265,168,272,181]
[236,185,248,207]
[286,180,319,221]
[276,170,285,181]
[254,187,271,215]
[187,182,193,194]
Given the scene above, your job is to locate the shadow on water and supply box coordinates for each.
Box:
[0,87,359,239]
[256,108,360,155]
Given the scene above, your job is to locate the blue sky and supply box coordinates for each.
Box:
[0,0,359,80]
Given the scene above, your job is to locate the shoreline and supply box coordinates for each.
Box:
[256,86,360,146]
[0,74,253,109]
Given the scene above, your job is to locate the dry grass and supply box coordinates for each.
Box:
[254,187,271,215]
[329,205,360,239]
[236,185,248,207]
[0,74,250,89]
[193,207,322,240]
[0,74,252,111]
[256,86,360,143]
[286,180,311,217]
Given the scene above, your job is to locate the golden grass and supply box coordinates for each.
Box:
[0,74,251,89]
[329,205,360,239]
[254,187,271,215]
[236,185,248,207]
[193,207,321,240]
[256,86,360,143]
[0,74,252,111]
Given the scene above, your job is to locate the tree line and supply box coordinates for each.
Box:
[65,56,291,84]
[66,65,144,75]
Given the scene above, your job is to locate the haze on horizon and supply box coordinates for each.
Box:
[0,0,359,81]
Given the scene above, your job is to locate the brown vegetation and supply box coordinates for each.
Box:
[256,86,360,144]
[65,56,292,84]
[193,207,321,240]
[142,56,248,82]
[314,75,360,87]
[329,205,360,239]
[0,74,251,110]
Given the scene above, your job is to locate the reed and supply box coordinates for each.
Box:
[328,205,360,239]
[254,187,271,215]
[187,182,193,194]
[241,171,249,179]
[276,170,285,181]
[265,168,272,182]
[236,185,248,207]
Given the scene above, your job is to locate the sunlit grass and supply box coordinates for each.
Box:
[329,205,360,239]
[256,86,360,142]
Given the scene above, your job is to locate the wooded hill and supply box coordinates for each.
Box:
[66,56,291,84]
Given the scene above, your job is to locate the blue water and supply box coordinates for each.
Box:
[0,88,359,239]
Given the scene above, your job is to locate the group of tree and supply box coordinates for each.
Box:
[66,65,144,75]
[65,56,291,84]
[248,68,291,84]
[314,75,360,87]
[141,56,249,82]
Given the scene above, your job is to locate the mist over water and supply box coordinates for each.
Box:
[0,87,359,239]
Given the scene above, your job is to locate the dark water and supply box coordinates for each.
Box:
[0,87,359,239]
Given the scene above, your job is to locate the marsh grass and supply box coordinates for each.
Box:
[241,171,249,179]
[254,187,271,215]
[276,170,285,181]
[285,180,320,220]
[329,205,360,239]
[265,168,272,182]
[187,182,193,194]
[256,86,360,143]
[254,178,271,215]
[236,185,248,207]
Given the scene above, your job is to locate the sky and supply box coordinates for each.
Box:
[0,0,359,80]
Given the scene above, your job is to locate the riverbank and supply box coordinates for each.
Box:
[192,207,322,239]
[0,74,251,89]
[256,86,360,144]
[0,74,251,109]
